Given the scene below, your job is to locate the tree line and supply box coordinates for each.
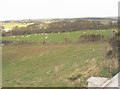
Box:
[2,20,117,36]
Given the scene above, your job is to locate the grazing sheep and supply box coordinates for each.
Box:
[45,36,48,39]
[17,39,19,41]
[45,33,48,35]
[58,32,60,34]
[1,44,4,46]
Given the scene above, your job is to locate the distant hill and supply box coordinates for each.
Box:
[1,17,118,36]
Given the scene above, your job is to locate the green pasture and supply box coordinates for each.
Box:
[2,29,113,43]
[2,42,118,87]
[2,29,118,87]
[3,23,29,29]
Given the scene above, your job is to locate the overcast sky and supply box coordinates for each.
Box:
[0,0,119,21]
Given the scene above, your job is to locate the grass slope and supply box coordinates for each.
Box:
[2,42,118,87]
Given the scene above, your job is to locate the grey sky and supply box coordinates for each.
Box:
[0,0,119,21]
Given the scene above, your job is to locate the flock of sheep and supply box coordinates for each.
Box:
[2,30,106,45]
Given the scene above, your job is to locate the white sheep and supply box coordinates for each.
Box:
[45,36,48,39]
[58,32,60,34]
[1,44,4,46]
[45,33,48,35]
[17,39,19,41]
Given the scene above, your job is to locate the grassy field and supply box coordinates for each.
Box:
[2,29,118,87]
[3,23,29,29]
[2,29,113,43]
[2,42,118,87]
